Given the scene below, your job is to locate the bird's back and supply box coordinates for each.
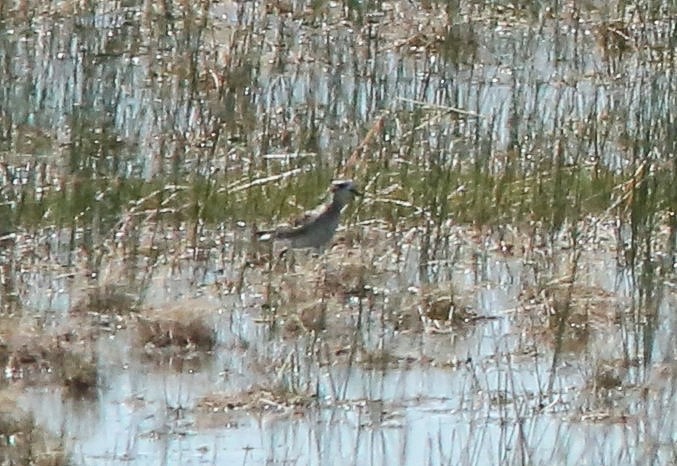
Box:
[276,205,340,249]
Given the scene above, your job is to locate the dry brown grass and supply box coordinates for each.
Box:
[133,298,217,365]
[518,280,629,354]
[197,385,315,416]
[70,284,135,316]
[2,325,98,399]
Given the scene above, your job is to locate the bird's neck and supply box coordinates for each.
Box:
[327,197,345,213]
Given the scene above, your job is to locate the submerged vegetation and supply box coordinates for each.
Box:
[0,0,674,464]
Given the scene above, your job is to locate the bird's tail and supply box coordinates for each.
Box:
[254,229,276,241]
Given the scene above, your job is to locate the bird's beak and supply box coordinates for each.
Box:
[350,187,362,196]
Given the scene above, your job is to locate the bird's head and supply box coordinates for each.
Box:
[330,179,361,205]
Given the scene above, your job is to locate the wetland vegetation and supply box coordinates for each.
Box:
[0,0,675,465]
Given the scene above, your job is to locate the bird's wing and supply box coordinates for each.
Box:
[276,205,332,239]
[255,202,329,240]
[292,203,326,227]
[273,219,315,239]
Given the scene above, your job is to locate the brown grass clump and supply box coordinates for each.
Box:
[320,262,372,298]
[423,295,478,324]
[518,281,626,354]
[134,300,217,364]
[5,341,52,380]
[591,361,626,392]
[197,385,315,416]
[136,317,215,351]
[281,300,327,336]
[60,352,98,399]
[3,328,99,398]
[70,284,135,316]
[408,283,485,333]
[359,348,399,370]
[594,20,636,62]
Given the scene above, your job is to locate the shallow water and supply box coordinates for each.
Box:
[10,231,675,465]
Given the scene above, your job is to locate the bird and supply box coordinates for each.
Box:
[255,179,361,250]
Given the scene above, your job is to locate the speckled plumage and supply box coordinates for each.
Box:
[255,180,360,250]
